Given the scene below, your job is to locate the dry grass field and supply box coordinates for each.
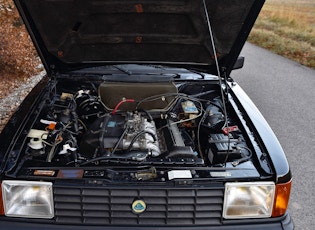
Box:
[249,0,315,68]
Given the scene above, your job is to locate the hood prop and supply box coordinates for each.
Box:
[202,0,228,129]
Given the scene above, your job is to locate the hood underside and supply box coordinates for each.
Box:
[14,0,264,74]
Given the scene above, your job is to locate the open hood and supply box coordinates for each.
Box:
[14,0,264,75]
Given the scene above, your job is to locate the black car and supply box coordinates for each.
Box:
[0,0,293,229]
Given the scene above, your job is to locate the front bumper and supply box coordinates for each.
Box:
[0,213,294,230]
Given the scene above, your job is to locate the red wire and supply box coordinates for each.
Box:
[112,99,135,114]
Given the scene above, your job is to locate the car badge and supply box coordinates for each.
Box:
[132,199,146,214]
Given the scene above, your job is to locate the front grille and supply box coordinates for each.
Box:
[54,184,224,226]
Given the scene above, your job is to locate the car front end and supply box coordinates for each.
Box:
[0,0,293,229]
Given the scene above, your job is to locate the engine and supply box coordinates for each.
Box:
[24,81,251,167]
[80,112,161,160]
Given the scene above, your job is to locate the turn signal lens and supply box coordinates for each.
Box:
[272,180,292,217]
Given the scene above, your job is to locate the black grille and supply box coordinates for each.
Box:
[54,185,224,226]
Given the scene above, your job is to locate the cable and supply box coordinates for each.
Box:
[126,131,157,152]
[138,109,153,122]
[135,93,185,110]
[110,128,128,155]
[197,106,208,160]
[232,146,253,166]
[112,98,135,114]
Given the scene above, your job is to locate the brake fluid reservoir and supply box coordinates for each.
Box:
[181,100,198,119]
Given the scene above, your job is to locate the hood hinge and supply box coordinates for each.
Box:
[221,66,228,86]
[221,66,234,84]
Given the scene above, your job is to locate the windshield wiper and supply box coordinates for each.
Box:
[114,65,133,75]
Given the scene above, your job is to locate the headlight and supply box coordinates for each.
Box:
[2,180,54,219]
[223,182,275,219]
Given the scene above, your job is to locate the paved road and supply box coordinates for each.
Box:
[232,43,315,230]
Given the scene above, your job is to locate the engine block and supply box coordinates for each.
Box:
[80,112,161,159]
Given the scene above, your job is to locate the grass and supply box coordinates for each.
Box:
[249,0,315,68]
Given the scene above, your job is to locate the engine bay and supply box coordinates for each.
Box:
[20,79,255,172]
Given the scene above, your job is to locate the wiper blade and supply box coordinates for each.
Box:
[114,65,133,75]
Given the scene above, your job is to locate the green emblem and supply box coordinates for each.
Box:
[132,200,146,214]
